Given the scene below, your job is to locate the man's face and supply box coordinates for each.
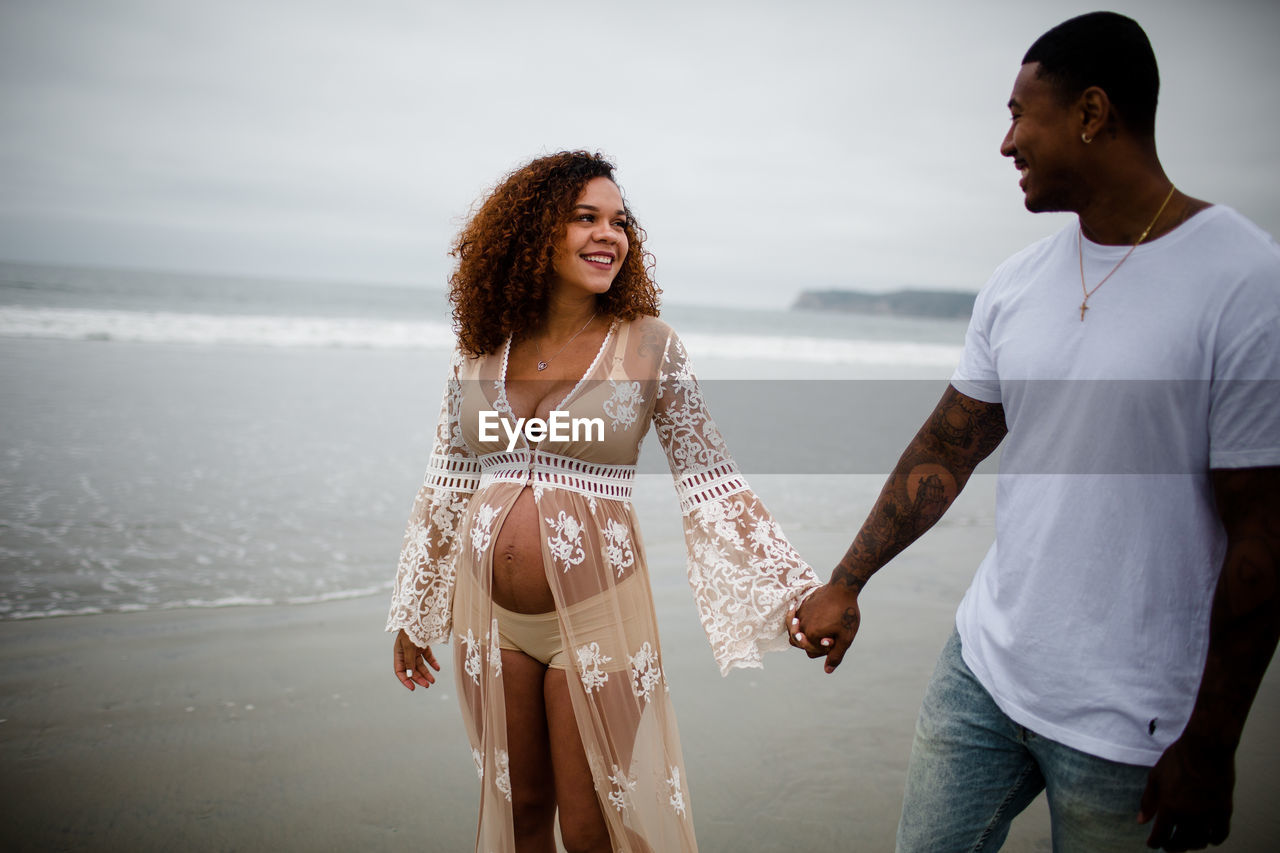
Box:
[999,62,1083,213]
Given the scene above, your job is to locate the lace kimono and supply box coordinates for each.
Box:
[386,315,819,852]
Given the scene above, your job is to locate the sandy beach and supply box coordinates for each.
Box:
[3,491,1277,852]
[1,315,1276,851]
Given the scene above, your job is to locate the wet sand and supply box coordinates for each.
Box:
[2,484,1277,851]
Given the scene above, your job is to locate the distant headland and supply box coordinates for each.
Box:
[792,288,977,319]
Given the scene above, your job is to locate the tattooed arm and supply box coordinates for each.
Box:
[1139,466,1280,851]
[791,384,1006,672]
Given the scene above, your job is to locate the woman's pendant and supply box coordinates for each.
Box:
[537,361,548,371]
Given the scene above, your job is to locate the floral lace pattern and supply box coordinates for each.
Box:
[389,319,819,851]
[461,628,481,685]
[470,503,500,561]
[495,749,512,803]
[487,617,502,676]
[576,642,613,693]
[666,766,687,817]
[629,641,663,702]
[607,765,638,813]
[601,517,635,578]
[654,333,820,674]
[544,510,587,572]
[603,379,643,431]
[653,335,732,474]
[385,348,478,648]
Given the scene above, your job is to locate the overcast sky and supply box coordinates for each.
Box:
[1,0,1277,308]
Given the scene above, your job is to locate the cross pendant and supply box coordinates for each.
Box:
[537,361,548,371]
[1079,301,1089,322]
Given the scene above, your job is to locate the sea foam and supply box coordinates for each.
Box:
[0,306,962,366]
[0,306,457,351]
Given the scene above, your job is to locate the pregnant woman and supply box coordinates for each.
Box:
[387,150,818,852]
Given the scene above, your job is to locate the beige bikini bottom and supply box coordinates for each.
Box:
[492,601,568,670]
[456,568,652,674]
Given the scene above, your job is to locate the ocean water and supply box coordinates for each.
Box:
[0,261,976,620]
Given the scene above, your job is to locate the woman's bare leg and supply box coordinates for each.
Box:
[503,649,557,853]
[545,668,612,853]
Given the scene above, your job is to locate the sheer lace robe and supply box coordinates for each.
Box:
[387,315,819,851]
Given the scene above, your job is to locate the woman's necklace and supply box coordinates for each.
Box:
[535,311,597,371]
[1077,184,1176,322]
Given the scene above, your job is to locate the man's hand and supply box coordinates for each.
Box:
[1138,734,1234,851]
[1136,466,1280,850]
[788,583,862,673]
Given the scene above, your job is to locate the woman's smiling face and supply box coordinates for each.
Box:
[550,177,630,298]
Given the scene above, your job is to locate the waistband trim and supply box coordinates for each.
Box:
[478,449,635,502]
[423,451,483,494]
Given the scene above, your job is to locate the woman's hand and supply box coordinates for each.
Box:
[393,629,442,691]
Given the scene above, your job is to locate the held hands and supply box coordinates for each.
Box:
[393,628,442,691]
[788,583,862,673]
[1138,734,1234,851]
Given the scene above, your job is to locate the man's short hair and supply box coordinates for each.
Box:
[1023,11,1159,138]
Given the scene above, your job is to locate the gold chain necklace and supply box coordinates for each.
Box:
[1077,184,1176,321]
[535,311,597,371]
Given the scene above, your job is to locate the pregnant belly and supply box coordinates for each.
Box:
[490,487,555,613]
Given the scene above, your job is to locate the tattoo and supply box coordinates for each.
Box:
[910,471,949,519]
[841,607,859,632]
[927,390,1007,459]
[832,387,1006,590]
[831,566,865,592]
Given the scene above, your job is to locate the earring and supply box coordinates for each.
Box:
[1081,133,1093,144]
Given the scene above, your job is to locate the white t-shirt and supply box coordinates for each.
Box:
[950,205,1280,766]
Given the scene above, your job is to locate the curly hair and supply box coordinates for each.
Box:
[449,151,660,356]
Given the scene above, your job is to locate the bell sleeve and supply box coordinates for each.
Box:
[385,347,481,647]
[652,330,820,675]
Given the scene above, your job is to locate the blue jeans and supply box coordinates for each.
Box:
[896,629,1152,852]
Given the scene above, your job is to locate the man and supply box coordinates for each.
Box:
[793,12,1279,853]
